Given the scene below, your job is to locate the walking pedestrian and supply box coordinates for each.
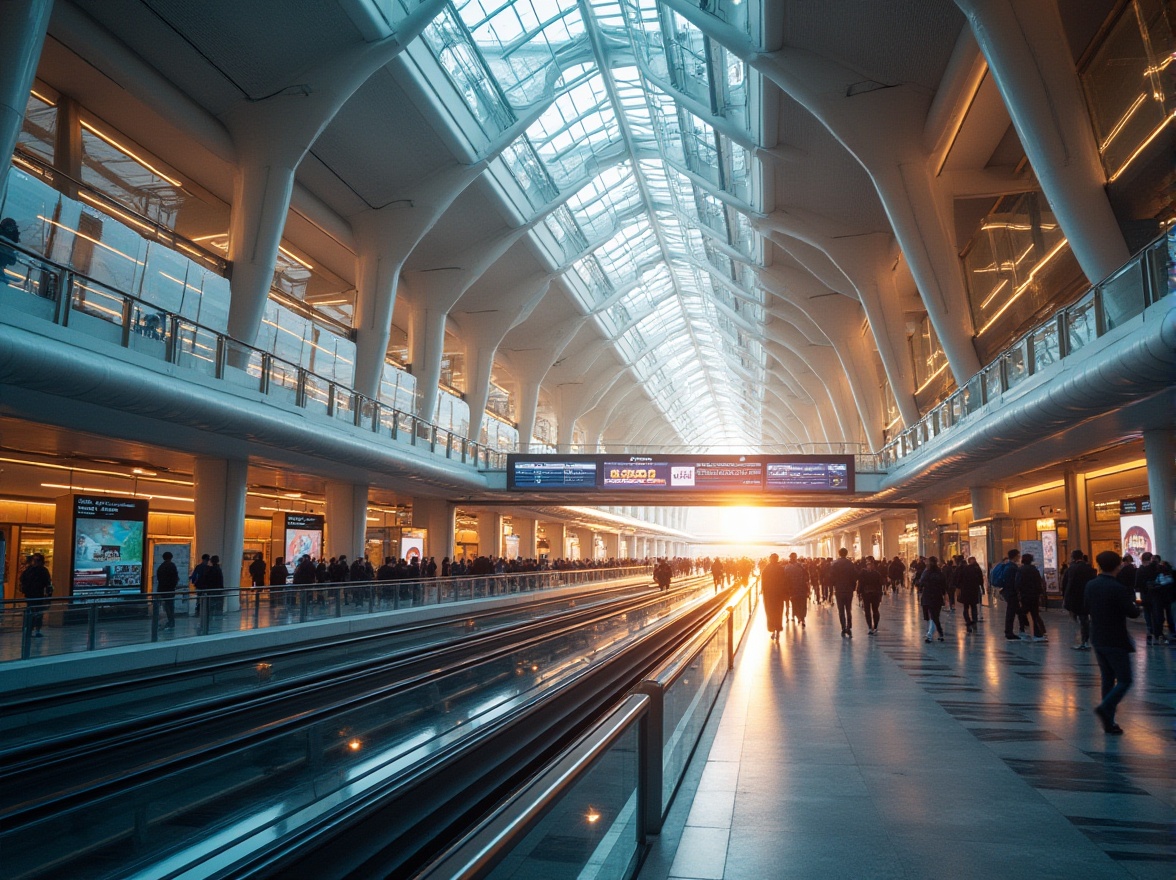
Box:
[1062,549,1095,650]
[1017,553,1047,641]
[1085,550,1141,735]
[761,553,786,640]
[919,556,947,642]
[155,551,179,629]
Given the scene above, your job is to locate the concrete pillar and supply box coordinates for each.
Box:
[1144,428,1174,558]
[0,0,52,201]
[193,458,248,608]
[970,485,1009,520]
[956,0,1130,283]
[880,518,903,560]
[1063,470,1090,556]
[918,503,952,559]
[512,516,537,560]
[543,521,565,560]
[601,531,620,560]
[412,496,455,561]
[325,481,368,562]
[474,511,503,560]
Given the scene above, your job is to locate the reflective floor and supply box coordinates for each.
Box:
[639,590,1176,880]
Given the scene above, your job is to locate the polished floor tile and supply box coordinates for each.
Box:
[637,591,1175,880]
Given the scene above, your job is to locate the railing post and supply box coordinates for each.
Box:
[727,611,734,670]
[88,604,99,651]
[296,369,308,407]
[354,394,364,427]
[120,297,133,347]
[57,270,74,327]
[259,353,272,394]
[165,315,179,363]
[327,383,336,417]
[635,681,664,836]
[1093,285,1108,336]
[20,608,32,660]
[214,336,226,379]
[150,595,160,642]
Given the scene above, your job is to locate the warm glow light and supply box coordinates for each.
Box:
[585,807,601,824]
[278,244,314,270]
[80,119,183,186]
[714,505,770,541]
[1005,479,1065,500]
[976,238,1070,336]
[41,482,194,503]
[38,215,145,266]
[1084,458,1147,480]
[348,739,362,751]
[914,361,949,394]
[1108,111,1176,182]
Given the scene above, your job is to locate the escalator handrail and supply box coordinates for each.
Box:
[414,693,651,880]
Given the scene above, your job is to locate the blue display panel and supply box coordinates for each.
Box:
[510,459,598,488]
[507,455,854,494]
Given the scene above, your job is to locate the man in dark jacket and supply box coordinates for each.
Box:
[203,555,225,616]
[858,558,884,635]
[887,556,906,593]
[957,557,984,635]
[19,553,52,637]
[1133,552,1165,645]
[155,551,179,629]
[919,557,948,642]
[829,548,858,638]
[1016,554,1047,641]
[1085,550,1141,734]
[992,549,1026,641]
[248,553,266,588]
[784,553,809,628]
[1061,549,1096,650]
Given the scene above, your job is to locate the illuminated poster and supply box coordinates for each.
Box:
[72,496,148,598]
[1041,530,1059,592]
[1120,513,1155,558]
[400,535,424,562]
[1019,540,1044,576]
[284,513,324,564]
[968,525,988,584]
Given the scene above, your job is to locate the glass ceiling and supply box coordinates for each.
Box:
[417,0,767,448]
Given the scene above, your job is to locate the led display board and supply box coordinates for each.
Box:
[71,496,149,599]
[507,454,854,494]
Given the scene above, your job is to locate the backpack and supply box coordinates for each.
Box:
[992,561,1017,598]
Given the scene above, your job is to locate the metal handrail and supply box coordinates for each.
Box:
[0,241,510,470]
[879,231,1172,468]
[1,566,654,661]
[415,692,651,880]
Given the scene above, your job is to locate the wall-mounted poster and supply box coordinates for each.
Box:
[400,534,424,563]
[1119,512,1155,559]
[72,496,148,599]
[1019,539,1044,576]
[284,513,324,564]
[1041,530,1059,592]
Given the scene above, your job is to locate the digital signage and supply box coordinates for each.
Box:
[284,513,324,565]
[507,454,855,494]
[72,496,149,599]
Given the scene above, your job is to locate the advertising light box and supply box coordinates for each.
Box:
[72,496,149,599]
[284,513,324,564]
[507,454,855,494]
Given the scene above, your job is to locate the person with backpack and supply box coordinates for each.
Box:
[992,549,1027,641]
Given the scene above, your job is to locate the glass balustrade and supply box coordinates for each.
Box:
[881,232,1171,466]
[0,245,508,470]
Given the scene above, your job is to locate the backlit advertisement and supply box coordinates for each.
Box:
[1120,512,1155,558]
[72,496,148,599]
[284,513,324,564]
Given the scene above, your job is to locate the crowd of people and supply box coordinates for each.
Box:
[754,546,1172,736]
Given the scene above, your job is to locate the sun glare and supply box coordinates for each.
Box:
[716,506,766,539]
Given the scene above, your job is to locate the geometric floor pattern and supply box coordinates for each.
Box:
[637,590,1175,880]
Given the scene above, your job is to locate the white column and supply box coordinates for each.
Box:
[1064,470,1090,556]
[0,0,52,200]
[956,0,1129,283]
[544,521,566,560]
[412,496,455,562]
[476,511,503,559]
[1144,428,1174,558]
[193,458,248,608]
[881,517,905,559]
[325,481,368,562]
[512,516,537,559]
[970,485,1009,519]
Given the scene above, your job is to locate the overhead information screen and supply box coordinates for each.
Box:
[511,459,598,489]
[508,455,854,494]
